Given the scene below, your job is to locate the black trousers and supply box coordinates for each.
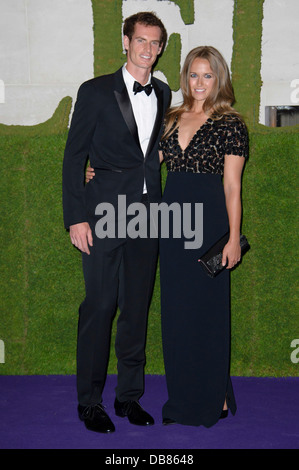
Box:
[76,197,158,405]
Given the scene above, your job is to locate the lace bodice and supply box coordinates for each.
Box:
[159,115,249,175]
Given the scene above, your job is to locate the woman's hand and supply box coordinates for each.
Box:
[85,166,95,183]
[222,238,241,269]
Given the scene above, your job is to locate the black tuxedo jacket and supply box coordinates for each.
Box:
[62,67,171,230]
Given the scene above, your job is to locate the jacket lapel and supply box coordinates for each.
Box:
[113,68,141,151]
[113,68,165,158]
[144,78,164,160]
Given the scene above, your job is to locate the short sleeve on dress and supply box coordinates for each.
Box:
[223,117,249,159]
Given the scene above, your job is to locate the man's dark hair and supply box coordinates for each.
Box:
[123,11,167,50]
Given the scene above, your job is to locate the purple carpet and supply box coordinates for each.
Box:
[0,375,298,449]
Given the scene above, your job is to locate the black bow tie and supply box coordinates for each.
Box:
[133,81,153,96]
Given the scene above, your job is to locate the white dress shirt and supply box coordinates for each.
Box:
[122,65,157,193]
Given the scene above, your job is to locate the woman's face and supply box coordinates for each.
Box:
[188,58,216,103]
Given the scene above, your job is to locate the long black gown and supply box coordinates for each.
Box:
[159,115,248,427]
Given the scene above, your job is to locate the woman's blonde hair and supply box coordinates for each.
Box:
[162,46,241,139]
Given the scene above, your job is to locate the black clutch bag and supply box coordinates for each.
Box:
[198,233,250,278]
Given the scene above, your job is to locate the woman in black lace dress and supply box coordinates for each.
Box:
[159,46,248,427]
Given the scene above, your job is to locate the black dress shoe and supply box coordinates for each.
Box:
[114,399,154,426]
[78,403,115,433]
[162,417,176,425]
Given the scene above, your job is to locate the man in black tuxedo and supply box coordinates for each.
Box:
[62,12,171,433]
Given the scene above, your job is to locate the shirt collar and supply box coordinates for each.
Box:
[122,64,152,91]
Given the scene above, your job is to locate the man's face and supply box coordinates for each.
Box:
[123,22,163,76]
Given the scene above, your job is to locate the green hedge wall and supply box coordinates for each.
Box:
[0,0,298,376]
